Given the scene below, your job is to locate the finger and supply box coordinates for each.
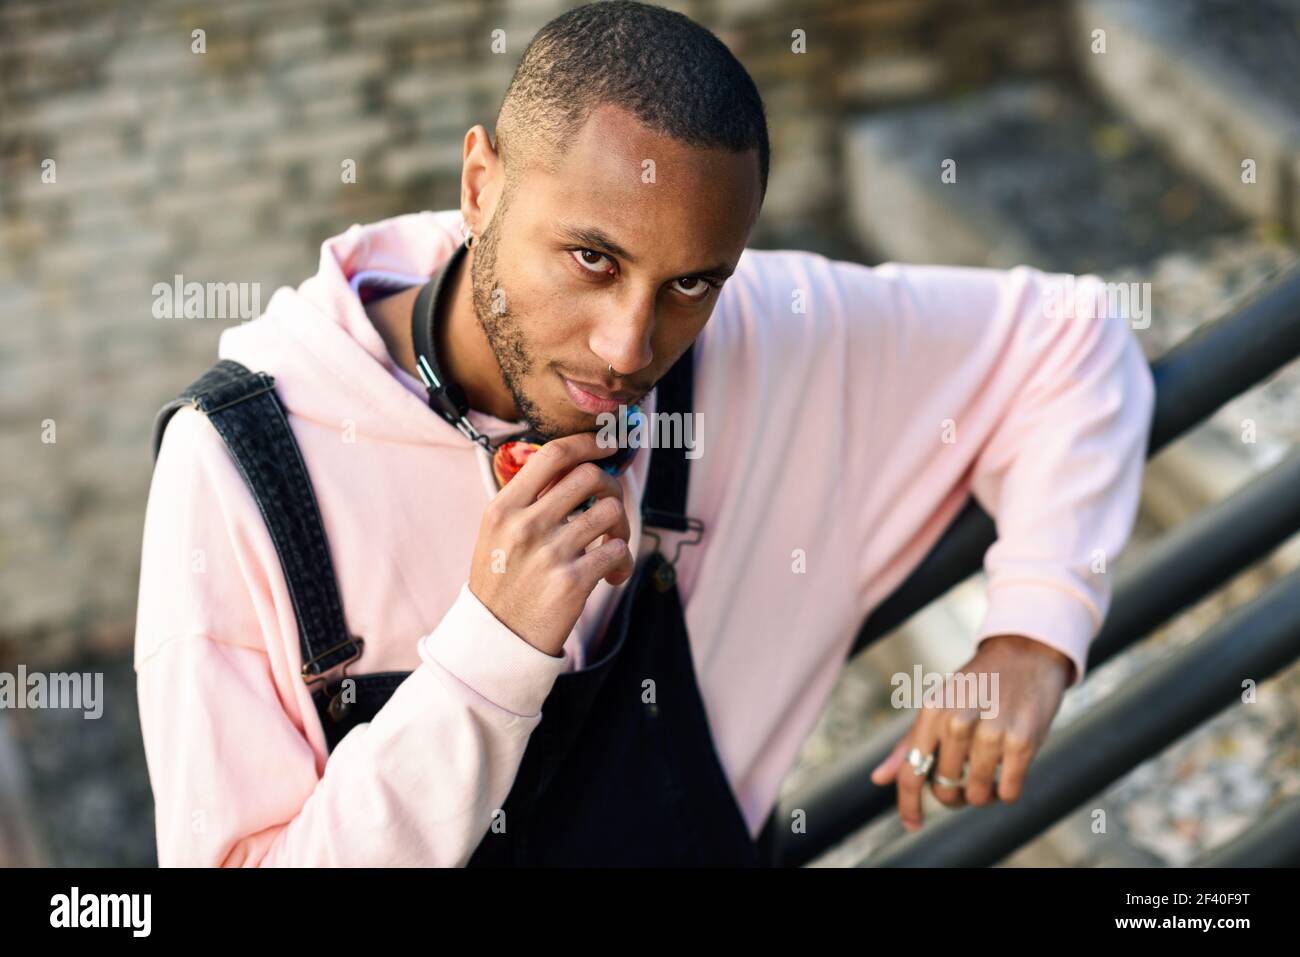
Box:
[964,721,1004,806]
[996,732,1036,804]
[498,432,616,507]
[573,536,633,590]
[870,734,910,786]
[555,494,631,559]
[536,461,626,528]
[930,707,977,809]
[580,518,634,587]
[896,713,940,832]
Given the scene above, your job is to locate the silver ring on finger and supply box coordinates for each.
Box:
[905,747,935,777]
[933,765,969,789]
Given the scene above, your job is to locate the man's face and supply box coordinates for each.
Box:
[469,103,761,439]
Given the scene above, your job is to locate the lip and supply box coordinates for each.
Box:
[561,375,637,414]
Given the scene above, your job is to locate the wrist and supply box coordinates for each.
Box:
[983,633,1075,680]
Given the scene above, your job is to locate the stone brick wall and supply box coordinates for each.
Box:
[0,0,1067,664]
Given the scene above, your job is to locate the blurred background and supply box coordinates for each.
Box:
[1,0,1298,867]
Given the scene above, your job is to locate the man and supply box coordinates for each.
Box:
[135,1,1153,866]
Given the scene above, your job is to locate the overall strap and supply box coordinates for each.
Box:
[641,342,696,531]
[150,359,362,684]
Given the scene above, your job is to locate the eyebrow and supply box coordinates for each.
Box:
[554,221,737,281]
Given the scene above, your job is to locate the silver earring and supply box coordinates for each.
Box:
[608,363,617,377]
[460,223,474,248]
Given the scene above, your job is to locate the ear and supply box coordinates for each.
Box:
[460,124,502,235]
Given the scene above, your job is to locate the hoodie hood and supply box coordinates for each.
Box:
[217,209,520,449]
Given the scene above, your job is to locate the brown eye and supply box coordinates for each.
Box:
[671,276,712,300]
[572,249,611,273]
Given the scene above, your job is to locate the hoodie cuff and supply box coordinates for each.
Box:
[419,582,567,718]
[973,580,1100,689]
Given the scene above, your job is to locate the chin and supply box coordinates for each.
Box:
[547,411,601,438]
[519,399,591,441]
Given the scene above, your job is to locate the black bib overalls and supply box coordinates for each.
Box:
[151,345,764,866]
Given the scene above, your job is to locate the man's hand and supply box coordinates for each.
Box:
[869,634,1074,831]
[468,432,634,658]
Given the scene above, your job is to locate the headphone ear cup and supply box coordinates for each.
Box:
[492,440,544,489]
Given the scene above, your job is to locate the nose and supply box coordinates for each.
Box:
[589,285,656,378]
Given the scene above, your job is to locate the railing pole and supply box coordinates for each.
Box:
[1191,793,1300,868]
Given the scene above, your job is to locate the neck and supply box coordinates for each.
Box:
[366,245,520,422]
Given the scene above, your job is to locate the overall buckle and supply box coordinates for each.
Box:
[301,636,366,722]
[643,517,704,592]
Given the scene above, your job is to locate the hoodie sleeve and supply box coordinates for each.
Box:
[831,260,1154,688]
[134,407,565,867]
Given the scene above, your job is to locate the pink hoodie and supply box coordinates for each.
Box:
[134,209,1154,866]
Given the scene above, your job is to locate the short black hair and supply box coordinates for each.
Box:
[494,0,769,203]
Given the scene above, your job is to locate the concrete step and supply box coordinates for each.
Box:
[842,79,1245,272]
[1074,0,1300,234]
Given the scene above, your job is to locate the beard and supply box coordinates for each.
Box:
[468,197,573,441]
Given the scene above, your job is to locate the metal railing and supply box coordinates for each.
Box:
[758,266,1300,867]
[1192,792,1300,868]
